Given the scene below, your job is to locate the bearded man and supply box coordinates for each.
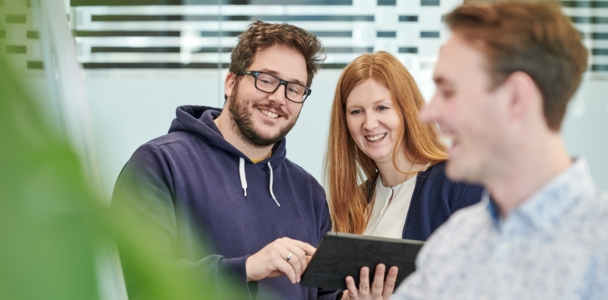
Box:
[112,21,342,300]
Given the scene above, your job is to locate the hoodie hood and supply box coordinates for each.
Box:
[169,105,286,206]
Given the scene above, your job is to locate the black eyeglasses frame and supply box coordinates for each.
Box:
[237,70,312,104]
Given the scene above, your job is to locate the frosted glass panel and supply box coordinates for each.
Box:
[67,0,608,197]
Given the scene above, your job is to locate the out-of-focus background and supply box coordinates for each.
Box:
[4,0,607,198]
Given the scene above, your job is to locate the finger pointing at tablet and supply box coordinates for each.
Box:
[245,237,316,284]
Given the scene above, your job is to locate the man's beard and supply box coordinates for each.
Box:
[228,84,299,147]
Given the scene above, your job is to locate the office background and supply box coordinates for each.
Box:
[3,0,608,201]
[1,1,607,299]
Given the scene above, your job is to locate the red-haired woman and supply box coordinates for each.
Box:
[325,51,483,240]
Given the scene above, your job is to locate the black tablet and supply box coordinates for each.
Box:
[301,232,423,290]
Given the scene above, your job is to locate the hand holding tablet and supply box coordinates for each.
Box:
[342,263,399,300]
[301,232,423,290]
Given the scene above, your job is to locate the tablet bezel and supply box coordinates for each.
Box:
[300,232,423,290]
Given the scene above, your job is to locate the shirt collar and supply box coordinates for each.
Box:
[484,158,595,232]
[485,192,502,227]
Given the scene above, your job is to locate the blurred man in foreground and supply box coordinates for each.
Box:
[392,1,608,299]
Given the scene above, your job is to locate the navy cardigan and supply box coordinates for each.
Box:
[367,161,484,241]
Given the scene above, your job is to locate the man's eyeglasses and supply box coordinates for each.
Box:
[238,70,311,103]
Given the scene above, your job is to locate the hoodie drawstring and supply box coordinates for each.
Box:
[239,157,247,197]
[237,157,280,207]
[267,161,280,207]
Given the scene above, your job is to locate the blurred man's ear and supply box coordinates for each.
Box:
[504,71,542,122]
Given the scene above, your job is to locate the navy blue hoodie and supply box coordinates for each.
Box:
[112,105,337,300]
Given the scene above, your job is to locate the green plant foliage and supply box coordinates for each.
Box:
[0,50,245,300]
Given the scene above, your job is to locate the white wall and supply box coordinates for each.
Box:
[562,78,608,190]
[85,68,343,199]
[85,69,608,200]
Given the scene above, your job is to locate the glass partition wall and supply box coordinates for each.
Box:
[66,0,608,198]
[70,0,464,198]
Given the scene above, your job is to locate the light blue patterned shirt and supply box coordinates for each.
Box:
[394,158,608,300]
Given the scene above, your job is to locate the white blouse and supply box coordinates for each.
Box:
[363,174,417,239]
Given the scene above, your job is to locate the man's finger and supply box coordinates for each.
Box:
[278,237,316,255]
[292,239,316,255]
[277,259,298,284]
[284,249,304,282]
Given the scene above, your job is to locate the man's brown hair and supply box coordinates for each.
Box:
[229,20,325,87]
[446,1,588,131]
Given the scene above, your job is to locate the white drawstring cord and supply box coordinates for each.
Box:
[238,157,279,207]
[239,157,247,197]
[267,162,280,207]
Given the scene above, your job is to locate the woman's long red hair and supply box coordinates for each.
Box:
[324,51,448,233]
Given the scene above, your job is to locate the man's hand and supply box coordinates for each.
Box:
[245,237,316,283]
[342,264,398,300]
